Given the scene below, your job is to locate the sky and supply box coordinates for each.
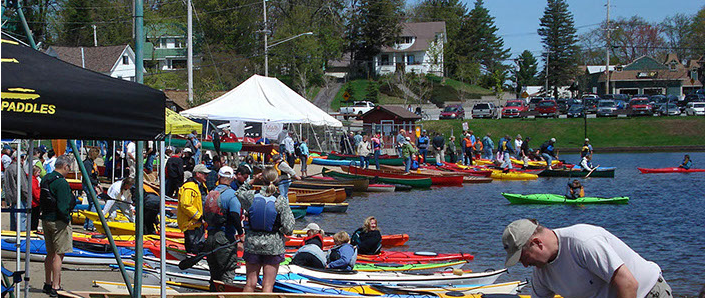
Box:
[456,0,704,60]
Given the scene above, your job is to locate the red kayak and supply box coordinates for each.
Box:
[285,234,409,248]
[356,250,474,264]
[432,164,493,177]
[638,167,705,174]
[341,166,464,186]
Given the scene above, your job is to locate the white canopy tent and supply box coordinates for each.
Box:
[180,75,343,127]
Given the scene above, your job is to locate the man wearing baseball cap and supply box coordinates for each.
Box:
[177,164,210,253]
[502,219,670,298]
[202,165,243,282]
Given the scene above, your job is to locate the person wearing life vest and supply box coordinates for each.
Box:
[499,135,514,170]
[203,166,243,282]
[482,132,495,160]
[177,164,210,254]
[273,154,300,200]
[540,138,558,170]
[580,154,594,172]
[291,223,327,269]
[350,216,382,255]
[581,138,593,159]
[565,179,585,200]
[416,130,430,164]
[678,154,692,170]
[235,167,294,293]
[462,131,475,166]
[473,137,484,160]
[327,231,357,270]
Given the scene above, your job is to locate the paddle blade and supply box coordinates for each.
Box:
[178,254,204,270]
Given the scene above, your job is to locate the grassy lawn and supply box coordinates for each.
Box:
[421,116,705,149]
[441,77,493,96]
[332,79,406,111]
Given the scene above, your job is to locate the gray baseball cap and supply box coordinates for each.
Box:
[193,164,211,174]
[502,219,539,267]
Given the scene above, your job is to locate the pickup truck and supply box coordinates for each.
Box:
[340,101,375,119]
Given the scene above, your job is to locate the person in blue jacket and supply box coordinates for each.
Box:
[416,130,430,164]
[678,154,692,170]
[327,231,357,270]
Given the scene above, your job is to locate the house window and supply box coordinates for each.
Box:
[398,36,413,44]
[407,55,415,65]
[381,55,389,66]
[160,38,167,49]
[669,61,677,71]
[122,55,129,65]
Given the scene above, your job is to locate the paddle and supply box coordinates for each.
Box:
[584,164,600,178]
[177,240,241,270]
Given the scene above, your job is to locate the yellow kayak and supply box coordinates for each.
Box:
[490,169,538,180]
[510,158,560,167]
[331,281,528,297]
[72,210,177,226]
[80,211,184,237]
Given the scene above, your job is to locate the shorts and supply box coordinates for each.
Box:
[242,251,285,265]
[42,220,73,255]
[646,275,672,298]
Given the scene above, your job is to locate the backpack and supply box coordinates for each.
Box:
[40,175,77,219]
[203,187,229,229]
[294,142,303,157]
[248,193,280,232]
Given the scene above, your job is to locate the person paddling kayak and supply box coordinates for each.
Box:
[351,216,382,255]
[678,155,692,170]
[565,179,584,200]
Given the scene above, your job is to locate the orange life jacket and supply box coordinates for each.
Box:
[464,136,474,148]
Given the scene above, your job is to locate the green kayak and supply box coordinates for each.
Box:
[168,138,242,153]
[502,193,629,205]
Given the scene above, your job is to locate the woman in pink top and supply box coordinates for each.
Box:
[371,133,382,170]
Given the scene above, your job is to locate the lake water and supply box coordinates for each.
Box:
[300,152,705,297]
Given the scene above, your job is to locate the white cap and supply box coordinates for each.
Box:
[183,147,192,153]
[303,223,321,232]
[550,138,556,143]
[218,166,235,178]
[585,138,590,142]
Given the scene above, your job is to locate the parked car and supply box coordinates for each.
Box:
[647,95,665,108]
[528,97,543,111]
[340,101,375,119]
[597,100,618,117]
[658,103,681,116]
[439,104,465,120]
[602,94,630,102]
[685,102,705,116]
[471,102,497,119]
[535,100,558,117]
[566,104,585,118]
[501,100,528,118]
[583,98,599,114]
[684,94,705,104]
[567,98,583,107]
[556,98,569,113]
[627,99,652,116]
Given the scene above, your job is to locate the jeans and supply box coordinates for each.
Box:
[434,149,445,165]
[463,148,473,166]
[374,150,380,170]
[98,140,107,157]
[501,152,513,169]
[483,149,493,160]
[144,154,155,172]
[278,179,292,199]
[404,156,412,172]
[419,149,428,164]
[83,185,95,230]
[397,147,403,157]
[542,153,554,168]
[102,200,134,223]
[194,150,201,165]
[9,202,27,232]
[359,155,370,169]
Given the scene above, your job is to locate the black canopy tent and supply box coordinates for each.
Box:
[1,39,165,297]
[1,39,164,140]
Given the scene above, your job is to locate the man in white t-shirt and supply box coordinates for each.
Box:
[126,141,136,178]
[502,219,671,298]
[101,177,135,222]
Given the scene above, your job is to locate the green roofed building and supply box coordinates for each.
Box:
[143,23,200,70]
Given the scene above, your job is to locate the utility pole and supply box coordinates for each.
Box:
[92,25,97,46]
[187,0,193,103]
[263,0,269,77]
[605,0,611,95]
[545,51,550,97]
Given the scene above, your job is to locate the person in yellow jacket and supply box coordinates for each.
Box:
[177,164,210,253]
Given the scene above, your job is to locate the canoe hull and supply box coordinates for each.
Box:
[638,167,705,174]
[538,168,615,178]
[323,168,431,188]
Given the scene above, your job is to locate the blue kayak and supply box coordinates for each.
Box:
[1,238,151,265]
[311,158,359,167]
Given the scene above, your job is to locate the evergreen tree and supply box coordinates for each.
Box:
[410,0,467,77]
[56,0,132,46]
[364,79,379,103]
[512,50,540,95]
[450,0,509,81]
[537,0,579,97]
[346,0,404,77]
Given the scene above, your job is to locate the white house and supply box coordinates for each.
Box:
[374,21,447,76]
[46,45,139,81]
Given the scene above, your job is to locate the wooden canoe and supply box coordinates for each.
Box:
[303,176,369,192]
[290,180,354,197]
[341,165,463,186]
[323,167,431,189]
[290,188,341,203]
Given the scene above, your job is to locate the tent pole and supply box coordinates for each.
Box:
[111,141,116,184]
[311,123,322,153]
[121,141,125,179]
[133,141,145,297]
[14,141,21,298]
[24,140,34,298]
[159,141,167,298]
[69,140,133,297]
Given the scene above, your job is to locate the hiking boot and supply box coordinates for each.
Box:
[48,287,63,297]
[42,283,52,294]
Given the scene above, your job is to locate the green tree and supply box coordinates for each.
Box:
[538,0,579,97]
[686,6,705,59]
[364,79,379,103]
[512,50,540,95]
[56,0,132,46]
[2,0,55,46]
[346,0,404,77]
[409,0,467,76]
[450,0,509,80]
